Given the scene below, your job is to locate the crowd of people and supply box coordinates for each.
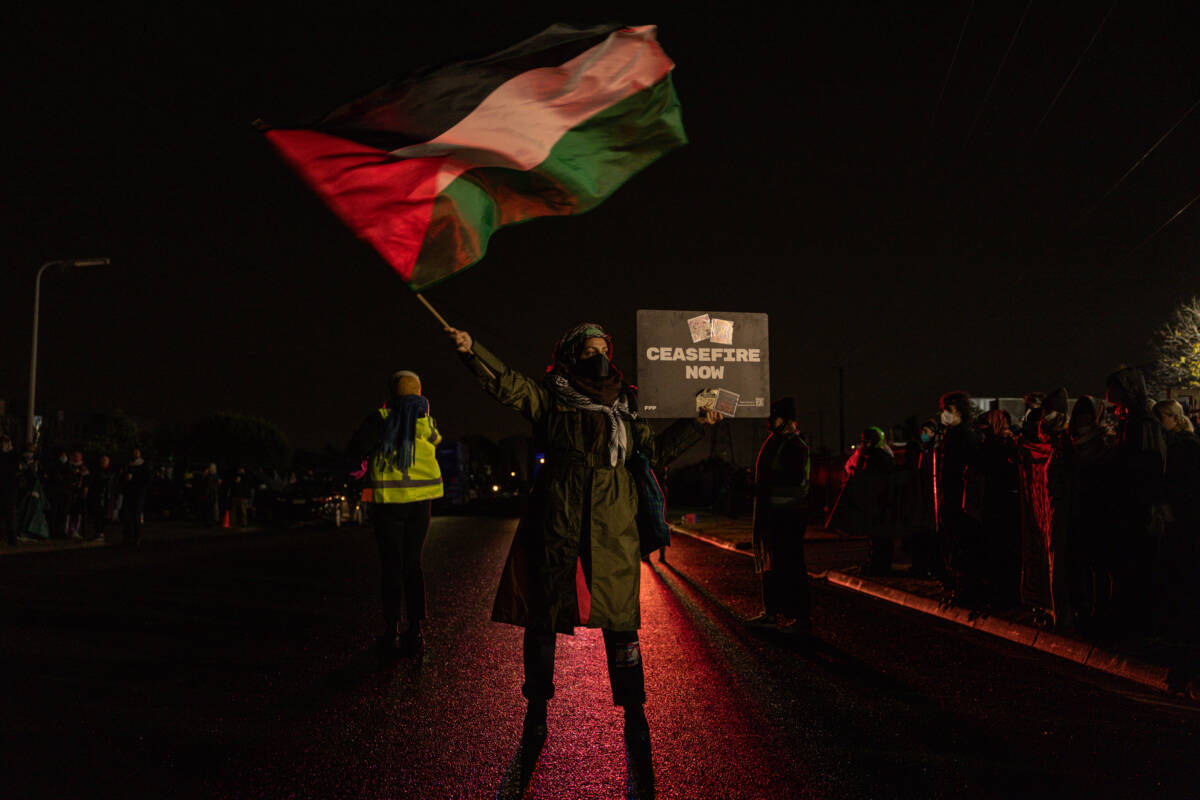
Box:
[834,366,1199,687]
[0,438,153,547]
[0,441,306,547]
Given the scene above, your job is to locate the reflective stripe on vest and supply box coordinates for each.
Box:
[368,478,443,488]
[367,407,444,503]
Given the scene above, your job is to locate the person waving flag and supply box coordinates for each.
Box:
[258,23,686,291]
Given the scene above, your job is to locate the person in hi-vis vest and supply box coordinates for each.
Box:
[348,370,443,659]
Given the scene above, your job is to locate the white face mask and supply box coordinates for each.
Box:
[940,409,957,426]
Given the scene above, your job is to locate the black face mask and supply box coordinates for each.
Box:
[573,354,611,379]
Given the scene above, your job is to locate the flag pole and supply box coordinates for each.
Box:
[414,292,496,380]
[415,293,451,328]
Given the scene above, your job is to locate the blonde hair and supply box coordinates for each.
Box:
[1153,400,1194,433]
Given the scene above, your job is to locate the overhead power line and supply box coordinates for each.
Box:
[1086,97,1200,217]
[1129,190,1200,254]
[964,0,1035,146]
[1027,0,1118,142]
[929,0,975,137]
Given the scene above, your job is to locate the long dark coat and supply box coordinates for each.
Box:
[467,342,704,634]
[752,430,811,572]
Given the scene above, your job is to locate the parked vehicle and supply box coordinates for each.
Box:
[257,478,362,527]
[435,440,470,507]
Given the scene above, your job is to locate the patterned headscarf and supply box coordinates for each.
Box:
[543,323,634,467]
[546,322,616,375]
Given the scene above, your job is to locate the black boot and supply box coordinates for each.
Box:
[522,699,548,740]
[623,704,650,743]
[376,631,402,662]
[399,624,423,657]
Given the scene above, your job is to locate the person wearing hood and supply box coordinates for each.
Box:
[445,323,717,745]
[1153,400,1200,538]
[1105,366,1168,635]
[1152,399,1200,692]
[348,370,443,660]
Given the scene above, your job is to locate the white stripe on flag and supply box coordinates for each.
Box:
[390,25,673,195]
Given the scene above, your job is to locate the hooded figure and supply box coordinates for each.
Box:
[1152,399,1200,690]
[1105,366,1168,634]
[449,322,713,741]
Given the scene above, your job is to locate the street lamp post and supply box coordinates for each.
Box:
[27,258,111,445]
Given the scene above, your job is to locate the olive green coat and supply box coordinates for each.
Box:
[466,342,704,634]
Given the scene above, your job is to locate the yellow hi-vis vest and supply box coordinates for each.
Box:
[366,407,444,503]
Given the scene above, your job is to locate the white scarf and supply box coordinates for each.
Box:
[546,374,634,467]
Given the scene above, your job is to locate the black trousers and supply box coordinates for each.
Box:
[1,493,17,545]
[522,627,646,707]
[122,500,144,546]
[372,501,430,629]
[762,511,811,620]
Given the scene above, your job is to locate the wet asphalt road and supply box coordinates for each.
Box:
[2,516,1198,799]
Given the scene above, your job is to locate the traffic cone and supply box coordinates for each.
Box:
[222,509,231,529]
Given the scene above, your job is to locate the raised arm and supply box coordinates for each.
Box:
[633,413,715,469]
[447,327,551,424]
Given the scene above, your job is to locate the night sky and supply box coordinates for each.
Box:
[6,3,1198,454]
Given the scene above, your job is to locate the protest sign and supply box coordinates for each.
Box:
[636,309,770,418]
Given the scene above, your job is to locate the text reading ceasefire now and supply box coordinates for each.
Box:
[644,347,762,380]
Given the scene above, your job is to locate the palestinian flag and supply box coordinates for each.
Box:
[260,23,685,291]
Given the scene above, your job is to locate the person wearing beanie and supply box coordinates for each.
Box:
[746,396,813,633]
[347,369,444,661]
[444,322,718,751]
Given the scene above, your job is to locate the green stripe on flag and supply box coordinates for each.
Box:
[409,74,686,291]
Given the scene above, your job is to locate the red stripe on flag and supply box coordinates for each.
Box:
[264,129,445,281]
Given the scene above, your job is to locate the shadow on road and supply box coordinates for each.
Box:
[494,729,547,800]
[624,729,656,799]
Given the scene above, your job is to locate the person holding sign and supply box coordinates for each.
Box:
[445,322,718,745]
